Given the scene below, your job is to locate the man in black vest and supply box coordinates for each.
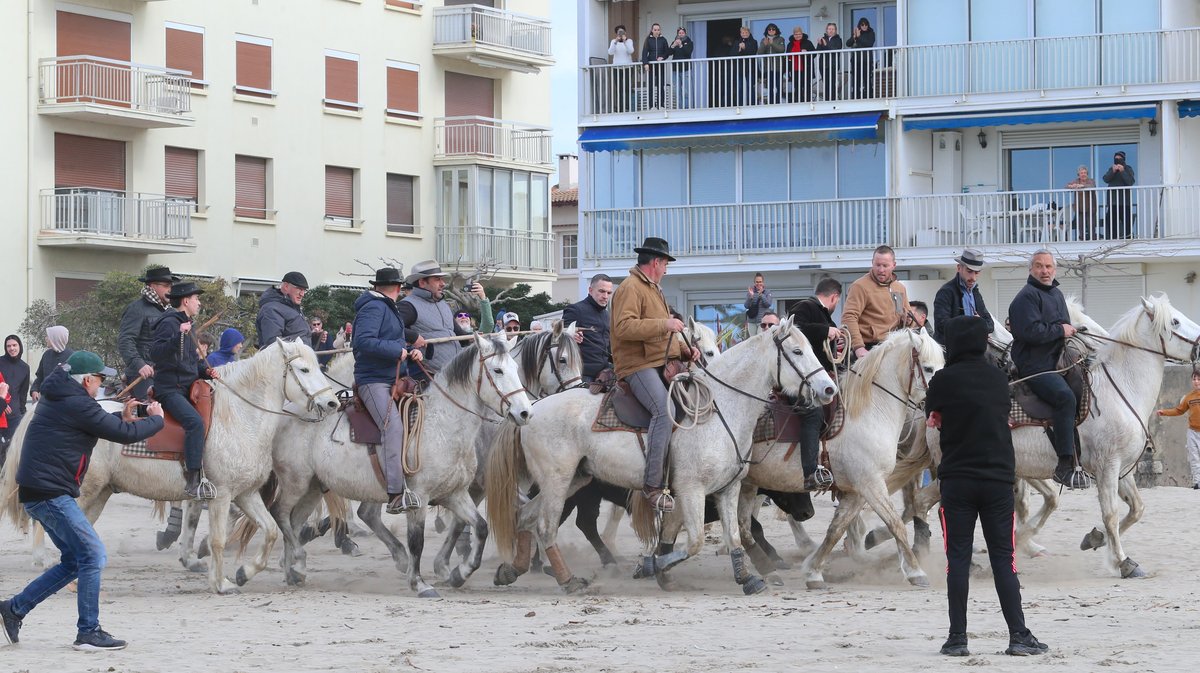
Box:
[933,249,993,345]
[787,276,842,490]
[117,266,179,399]
[561,274,613,382]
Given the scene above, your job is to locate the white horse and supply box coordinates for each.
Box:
[266,334,533,596]
[1,339,340,594]
[486,319,838,594]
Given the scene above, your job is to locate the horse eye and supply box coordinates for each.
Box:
[559,357,567,364]
[1172,318,1180,327]
[792,348,802,355]
[300,367,310,374]
[493,368,503,375]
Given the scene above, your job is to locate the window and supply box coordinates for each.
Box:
[385,0,422,9]
[235,34,273,98]
[561,233,578,270]
[55,134,126,191]
[325,49,360,111]
[165,146,200,210]
[386,60,419,120]
[1007,142,1138,191]
[325,166,356,224]
[165,22,204,87]
[234,155,269,219]
[641,149,687,208]
[386,173,416,233]
[55,278,100,305]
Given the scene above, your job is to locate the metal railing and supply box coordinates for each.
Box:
[39,56,192,115]
[583,184,1200,259]
[434,116,553,166]
[41,188,193,240]
[582,27,1200,116]
[437,226,554,273]
[433,4,552,59]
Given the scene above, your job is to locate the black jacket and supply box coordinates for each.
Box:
[932,277,994,345]
[0,334,31,418]
[925,316,1015,484]
[150,310,212,395]
[788,296,836,373]
[117,295,168,379]
[641,35,670,65]
[256,287,309,349]
[561,295,612,379]
[668,35,694,64]
[17,367,163,502]
[1009,275,1070,376]
[847,27,875,49]
[734,35,758,57]
[31,348,73,396]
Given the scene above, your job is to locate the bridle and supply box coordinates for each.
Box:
[215,346,334,423]
[533,334,582,397]
[416,344,528,423]
[1076,305,1200,364]
[846,335,931,413]
[772,330,834,407]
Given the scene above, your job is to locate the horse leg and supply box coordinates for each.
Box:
[718,484,766,595]
[206,494,239,594]
[843,513,873,564]
[532,481,588,594]
[601,502,625,551]
[1019,478,1057,556]
[157,503,185,551]
[179,501,208,573]
[494,493,541,586]
[860,481,929,586]
[406,506,440,597]
[753,516,790,572]
[31,522,47,568]
[442,490,488,589]
[801,494,867,589]
[738,484,779,580]
[1095,464,1146,578]
[434,516,466,581]
[278,485,323,585]
[571,486,618,569]
[357,501,409,574]
[1117,473,1145,534]
[231,490,280,589]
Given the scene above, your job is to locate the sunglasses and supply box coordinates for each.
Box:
[505,326,521,333]
[310,322,322,327]
[455,313,471,319]
[760,322,777,329]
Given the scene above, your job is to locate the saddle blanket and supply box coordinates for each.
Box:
[121,440,183,463]
[752,396,844,444]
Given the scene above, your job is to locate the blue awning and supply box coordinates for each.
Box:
[903,104,1157,131]
[578,113,882,152]
[1180,101,1200,119]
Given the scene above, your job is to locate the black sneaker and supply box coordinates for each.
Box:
[74,628,127,651]
[1005,631,1048,656]
[0,599,22,645]
[940,632,969,656]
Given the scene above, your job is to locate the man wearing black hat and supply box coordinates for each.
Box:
[1102,150,1136,239]
[151,282,220,500]
[117,266,179,399]
[932,249,994,346]
[352,268,423,513]
[256,271,311,349]
[398,259,488,376]
[610,237,698,512]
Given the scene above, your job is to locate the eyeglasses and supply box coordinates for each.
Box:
[310,322,321,327]
[455,313,471,319]
[760,322,778,329]
[505,326,521,333]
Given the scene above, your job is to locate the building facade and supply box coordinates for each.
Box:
[1,0,555,332]
[575,0,1200,336]
[551,153,581,302]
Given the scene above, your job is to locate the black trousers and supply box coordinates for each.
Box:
[939,478,1028,636]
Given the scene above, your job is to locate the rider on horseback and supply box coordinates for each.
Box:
[610,237,699,512]
[151,282,220,500]
[843,246,912,360]
[787,276,843,491]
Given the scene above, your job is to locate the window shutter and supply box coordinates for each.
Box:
[55,134,126,191]
[386,0,419,9]
[166,24,204,83]
[325,166,355,220]
[387,174,415,233]
[235,36,272,95]
[165,147,199,201]
[445,0,493,6]
[444,72,495,118]
[55,278,100,305]
[386,62,419,119]
[56,11,131,60]
[235,155,267,217]
[325,53,359,109]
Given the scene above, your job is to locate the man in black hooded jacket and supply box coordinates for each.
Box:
[926,316,1048,658]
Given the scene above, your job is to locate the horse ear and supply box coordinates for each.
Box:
[688,316,698,332]
[1140,296,1153,312]
[566,320,578,335]
[779,316,793,332]
[552,320,563,337]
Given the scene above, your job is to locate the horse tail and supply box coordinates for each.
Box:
[887,422,931,493]
[152,500,168,522]
[484,420,525,563]
[1,416,30,530]
[322,491,348,534]
[625,490,659,547]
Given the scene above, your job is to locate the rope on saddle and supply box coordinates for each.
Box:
[400,393,424,475]
[667,372,715,430]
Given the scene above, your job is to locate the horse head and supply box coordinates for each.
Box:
[276,337,340,417]
[769,316,838,407]
[551,321,584,393]
[461,333,533,425]
[517,323,583,398]
[685,316,720,362]
[1122,294,1200,363]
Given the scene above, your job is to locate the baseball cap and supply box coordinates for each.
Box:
[65,351,117,378]
[503,312,520,324]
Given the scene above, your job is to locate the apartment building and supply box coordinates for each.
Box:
[574,0,1200,336]
[0,0,555,332]
[551,153,581,302]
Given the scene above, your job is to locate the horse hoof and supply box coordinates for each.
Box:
[655,549,688,574]
[632,555,656,580]
[285,569,306,586]
[1120,557,1147,579]
[235,567,249,587]
[806,579,828,590]
[218,583,242,596]
[769,556,792,571]
[156,531,178,551]
[908,574,931,588]
[1081,527,1106,551]
[655,571,677,592]
[448,567,467,588]
[187,560,207,574]
[418,588,441,598]
[494,563,521,586]
[742,576,768,595]
[561,576,590,594]
[767,573,785,587]
[340,539,363,557]
[599,563,621,579]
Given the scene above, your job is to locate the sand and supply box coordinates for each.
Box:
[2,486,1199,673]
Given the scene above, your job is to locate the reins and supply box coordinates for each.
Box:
[214,349,332,423]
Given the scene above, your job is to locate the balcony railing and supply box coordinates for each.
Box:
[433,4,552,60]
[437,226,554,274]
[41,188,192,240]
[434,116,553,166]
[583,184,1200,260]
[582,27,1200,116]
[39,56,192,117]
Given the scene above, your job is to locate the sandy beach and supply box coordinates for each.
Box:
[2,485,1198,673]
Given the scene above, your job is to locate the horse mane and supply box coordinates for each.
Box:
[1111,294,1171,344]
[557,328,582,375]
[514,331,552,390]
[440,335,509,390]
[842,330,943,418]
[1065,295,1109,337]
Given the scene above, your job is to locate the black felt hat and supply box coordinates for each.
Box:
[138,266,180,284]
[633,237,676,262]
[167,281,205,299]
[369,267,404,286]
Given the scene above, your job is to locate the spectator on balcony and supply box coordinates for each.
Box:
[843,246,911,359]
[641,23,670,111]
[668,27,694,109]
[759,23,786,104]
[744,273,774,336]
[1102,151,1136,239]
[607,25,635,113]
[1065,165,1097,241]
[31,326,73,403]
[815,23,843,102]
[786,26,815,103]
[846,17,876,100]
[733,26,758,107]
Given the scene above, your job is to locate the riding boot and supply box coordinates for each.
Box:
[183,469,215,500]
[386,489,422,515]
[1052,455,1089,490]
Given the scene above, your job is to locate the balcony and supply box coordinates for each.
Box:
[38,56,194,128]
[583,184,1200,263]
[432,4,553,73]
[434,116,553,169]
[436,226,554,277]
[581,28,1200,121]
[39,188,196,254]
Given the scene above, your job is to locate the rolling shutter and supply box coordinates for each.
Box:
[994,274,1144,328]
[55,278,101,305]
[55,134,126,191]
[235,35,272,95]
[386,0,419,8]
[387,174,415,233]
[386,61,419,119]
[325,166,355,220]
[165,147,199,202]
[165,23,204,83]
[235,155,267,218]
[445,0,493,5]
[57,11,131,60]
[325,52,359,109]
[445,72,495,155]
[56,11,131,105]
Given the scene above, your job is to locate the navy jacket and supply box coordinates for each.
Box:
[932,277,994,345]
[0,335,31,418]
[256,287,309,349]
[17,367,163,501]
[352,291,418,385]
[1009,275,1070,376]
[150,311,212,395]
[561,295,612,379]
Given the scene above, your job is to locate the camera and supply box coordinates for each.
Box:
[1114,156,1125,165]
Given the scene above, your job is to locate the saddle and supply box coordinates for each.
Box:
[125,381,213,462]
[342,380,424,491]
[752,393,844,445]
[591,379,685,435]
[1009,337,1092,429]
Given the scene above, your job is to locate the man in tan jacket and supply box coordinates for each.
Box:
[611,237,698,512]
[843,245,911,359]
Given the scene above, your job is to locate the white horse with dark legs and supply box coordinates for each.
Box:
[1,339,340,594]
[486,319,837,594]
[264,334,533,596]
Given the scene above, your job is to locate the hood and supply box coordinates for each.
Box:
[943,316,989,364]
[46,325,69,352]
[258,286,297,310]
[218,328,244,353]
[353,290,395,312]
[39,366,91,402]
[3,334,23,362]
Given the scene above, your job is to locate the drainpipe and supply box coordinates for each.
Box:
[25,0,35,341]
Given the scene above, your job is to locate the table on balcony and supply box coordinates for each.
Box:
[985,207,1067,244]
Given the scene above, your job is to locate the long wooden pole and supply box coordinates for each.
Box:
[313,328,571,356]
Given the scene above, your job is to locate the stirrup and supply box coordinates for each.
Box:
[644,487,675,513]
[186,477,216,501]
[386,490,422,515]
[811,466,834,488]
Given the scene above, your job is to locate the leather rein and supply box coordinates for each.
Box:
[415,347,527,424]
[214,349,333,423]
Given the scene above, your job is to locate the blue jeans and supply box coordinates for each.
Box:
[1025,373,1076,458]
[9,495,107,634]
[157,390,205,470]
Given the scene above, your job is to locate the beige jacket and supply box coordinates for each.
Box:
[611,266,686,379]
[842,272,910,350]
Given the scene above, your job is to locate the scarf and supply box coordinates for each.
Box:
[958,276,977,318]
[142,284,170,310]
